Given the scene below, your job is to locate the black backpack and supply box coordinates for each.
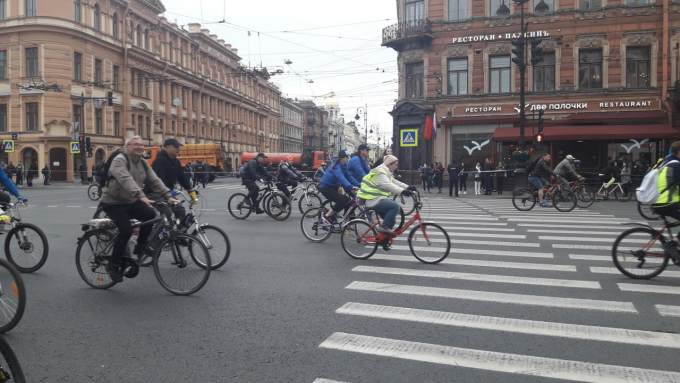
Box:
[101,150,148,186]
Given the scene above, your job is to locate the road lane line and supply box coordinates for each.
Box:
[507,218,629,224]
[372,253,575,271]
[530,229,642,236]
[540,236,651,244]
[337,302,680,348]
[352,266,600,289]
[569,254,663,264]
[618,283,680,295]
[519,223,640,230]
[395,238,539,248]
[346,281,636,312]
[590,267,680,278]
[441,226,514,232]
[656,305,680,318]
[312,379,349,383]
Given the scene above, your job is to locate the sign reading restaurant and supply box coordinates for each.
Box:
[452,30,551,44]
[457,99,660,115]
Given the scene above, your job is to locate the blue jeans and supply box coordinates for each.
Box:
[372,199,400,230]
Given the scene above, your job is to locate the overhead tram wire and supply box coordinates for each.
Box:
[264,18,393,33]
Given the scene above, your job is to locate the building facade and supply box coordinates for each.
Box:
[0,0,281,180]
[385,0,680,172]
[280,98,303,153]
[343,121,362,154]
[298,100,329,154]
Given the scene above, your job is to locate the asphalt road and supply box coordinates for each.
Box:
[4,178,680,383]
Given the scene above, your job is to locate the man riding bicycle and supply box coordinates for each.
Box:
[528,153,552,207]
[553,154,585,190]
[653,141,680,224]
[348,144,371,182]
[100,136,178,282]
[318,150,360,223]
[242,153,272,214]
[0,167,27,212]
[276,159,306,204]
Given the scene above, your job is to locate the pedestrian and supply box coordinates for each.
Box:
[185,163,194,186]
[42,165,51,185]
[496,161,506,195]
[482,158,493,195]
[25,162,35,187]
[420,164,429,192]
[15,163,23,186]
[621,162,632,197]
[447,162,460,197]
[474,162,482,195]
[435,162,444,193]
[6,163,15,181]
[194,161,208,189]
[78,164,87,184]
[459,162,468,195]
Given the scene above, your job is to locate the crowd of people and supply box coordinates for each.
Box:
[419,158,510,197]
[0,161,46,187]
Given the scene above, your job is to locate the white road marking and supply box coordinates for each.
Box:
[590,267,680,278]
[519,223,641,230]
[372,253,576,271]
[569,254,663,264]
[312,379,349,383]
[337,302,680,349]
[346,281,636,312]
[352,266,600,289]
[65,205,82,208]
[507,218,629,224]
[395,238,539,248]
[529,229,644,236]
[421,215,499,221]
[618,283,680,295]
[441,226,514,232]
[447,232,527,239]
[541,235,649,244]
[501,214,617,219]
[656,305,680,318]
[320,333,680,382]
[47,205,58,208]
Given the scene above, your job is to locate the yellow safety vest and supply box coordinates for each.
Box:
[656,163,680,205]
[357,168,391,200]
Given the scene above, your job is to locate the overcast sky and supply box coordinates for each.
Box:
[161,0,398,145]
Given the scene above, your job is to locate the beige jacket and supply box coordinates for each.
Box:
[363,164,408,208]
[101,153,171,205]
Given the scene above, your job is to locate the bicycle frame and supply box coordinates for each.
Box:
[358,193,425,245]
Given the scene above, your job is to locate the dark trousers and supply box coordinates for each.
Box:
[497,176,505,195]
[653,204,680,222]
[103,201,157,262]
[483,176,493,195]
[15,173,22,185]
[276,181,297,204]
[244,181,260,209]
[320,186,350,213]
[43,174,50,185]
[449,177,459,197]
[460,175,467,192]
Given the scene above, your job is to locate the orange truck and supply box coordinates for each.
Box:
[239,150,326,170]
[145,143,225,172]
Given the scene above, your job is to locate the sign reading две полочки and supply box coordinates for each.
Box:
[452,30,550,44]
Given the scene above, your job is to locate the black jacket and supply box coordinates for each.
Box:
[447,164,460,179]
[531,159,552,179]
[145,150,192,192]
[243,159,270,183]
[278,163,303,183]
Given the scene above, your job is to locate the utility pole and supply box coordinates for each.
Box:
[511,0,529,150]
[77,91,113,183]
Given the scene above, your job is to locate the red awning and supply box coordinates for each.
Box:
[492,124,680,141]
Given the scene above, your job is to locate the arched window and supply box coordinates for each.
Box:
[136,25,142,47]
[93,4,101,31]
[112,13,118,39]
[144,29,149,50]
[74,0,82,23]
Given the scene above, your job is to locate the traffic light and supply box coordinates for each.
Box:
[511,37,526,69]
[107,91,114,106]
[538,109,545,133]
[85,136,92,155]
[536,133,544,143]
[530,38,544,66]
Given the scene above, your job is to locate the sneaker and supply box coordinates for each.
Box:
[539,202,550,208]
[376,226,395,236]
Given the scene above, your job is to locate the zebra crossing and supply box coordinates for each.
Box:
[316,197,680,383]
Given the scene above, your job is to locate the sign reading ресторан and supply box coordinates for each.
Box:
[456,99,659,115]
[452,30,550,44]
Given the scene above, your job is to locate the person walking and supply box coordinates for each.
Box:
[496,161,506,195]
[474,162,482,195]
[42,165,51,185]
[435,163,444,193]
[482,158,493,195]
[447,162,460,197]
[25,162,36,187]
[15,163,23,186]
[459,162,468,195]
[420,164,429,192]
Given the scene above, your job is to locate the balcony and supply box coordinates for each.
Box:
[382,19,433,51]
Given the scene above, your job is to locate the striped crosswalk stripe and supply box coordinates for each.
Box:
[396,238,540,248]
[569,254,664,264]
[312,379,349,383]
[656,304,680,318]
[507,218,629,224]
[320,333,680,382]
[618,283,680,295]
[530,229,647,236]
[372,253,575,271]
[540,235,647,243]
[590,267,680,278]
[519,223,636,230]
[417,231,527,239]
[441,226,514,232]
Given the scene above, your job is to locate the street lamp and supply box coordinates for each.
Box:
[355,106,367,144]
[512,0,530,152]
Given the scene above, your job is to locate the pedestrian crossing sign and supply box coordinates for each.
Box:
[2,140,14,153]
[70,141,80,154]
[400,128,418,147]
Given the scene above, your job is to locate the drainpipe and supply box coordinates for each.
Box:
[122,4,130,143]
[662,0,673,129]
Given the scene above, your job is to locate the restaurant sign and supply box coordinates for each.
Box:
[452,30,550,44]
[457,99,659,115]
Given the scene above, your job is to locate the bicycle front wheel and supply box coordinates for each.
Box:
[227,193,252,220]
[612,227,669,279]
[0,336,25,382]
[512,188,536,211]
[637,202,660,221]
[5,223,49,273]
[341,219,378,260]
[0,259,25,333]
[191,224,230,270]
[552,188,577,212]
[297,192,322,215]
[408,222,451,264]
[87,185,102,201]
[153,234,211,296]
[300,208,333,242]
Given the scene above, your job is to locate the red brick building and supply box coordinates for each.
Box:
[385,0,680,172]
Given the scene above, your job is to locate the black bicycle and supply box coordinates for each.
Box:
[0,336,25,382]
[76,202,212,295]
[1,201,49,273]
[227,181,291,221]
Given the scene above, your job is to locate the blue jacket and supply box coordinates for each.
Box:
[319,161,359,192]
[0,169,21,198]
[348,154,370,182]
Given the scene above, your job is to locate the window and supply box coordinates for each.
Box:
[95,108,102,135]
[158,81,165,102]
[405,0,425,23]
[489,55,511,94]
[136,25,142,47]
[625,0,650,5]
[0,51,6,80]
[534,0,554,14]
[490,0,511,17]
[0,0,6,20]
[0,104,6,132]
[579,49,603,89]
[405,62,424,98]
[25,47,39,78]
[74,0,81,23]
[137,73,144,97]
[533,52,555,91]
[579,0,602,10]
[448,0,470,21]
[626,46,651,89]
[93,4,101,31]
[25,0,36,17]
[73,52,82,81]
[144,29,149,50]
[112,13,119,39]
[112,65,120,91]
[138,115,144,137]
[113,111,120,136]
[146,117,151,137]
[94,59,102,85]
[25,102,38,131]
[447,58,468,95]
[73,105,82,132]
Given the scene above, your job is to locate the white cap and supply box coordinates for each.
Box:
[566,154,576,161]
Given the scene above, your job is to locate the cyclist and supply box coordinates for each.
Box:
[348,144,371,182]
[313,161,329,182]
[528,153,552,207]
[242,153,272,215]
[0,167,27,206]
[357,155,414,236]
[276,159,306,204]
[553,154,585,190]
[144,138,197,226]
[653,141,680,222]
[100,136,178,282]
[318,150,360,223]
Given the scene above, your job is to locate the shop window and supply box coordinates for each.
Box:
[490,0,511,17]
[94,58,102,86]
[405,0,425,23]
[405,62,424,98]
[95,108,102,135]
[579,0,602,10]
[0,104,6,132]
[489,55,511,94]
[25,102,38,131]
[579,49,603,89]
[534,0,554,14]
[624,0,650,5]
[74,0,81,23]
[533,51,555,91]
[447,58,468,95]
[25,47,39,78]
[0,50,6,80]
[93,4,101,31]
[113,111,120,137]
[448,0,470,21]
[626,46,651,89]
[25,0,36,17]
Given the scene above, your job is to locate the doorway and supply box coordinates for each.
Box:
[49,148,68,181]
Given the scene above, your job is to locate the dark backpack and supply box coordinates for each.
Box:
[526,157,541,175]
[101,150,148,186]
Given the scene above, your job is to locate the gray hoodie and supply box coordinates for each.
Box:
[101,153,171,205]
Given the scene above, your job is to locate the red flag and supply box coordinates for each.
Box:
[423,115,433,141]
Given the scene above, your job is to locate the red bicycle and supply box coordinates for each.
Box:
[340,191,451,264]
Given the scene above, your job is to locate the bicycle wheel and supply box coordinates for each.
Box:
[227,193,252,220]
[612,227,669,279]
[191,224,230,270]
[297,192,322,215]
[0,336,25,382]
[552,188,577,212]
[393,193,416,216]
[576,187,595,208]
[87,185,101,201]
[153,234,211,296]
[637,202,660,221]
[0,259,25,333]
[75,229,118,290]
[341,219,378,260]
[266,192,291,221]
[408,222,451,264]
[512,188,536,211]
[609,187,621,201]
[5,223,49,273]
[300,208,333,242]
